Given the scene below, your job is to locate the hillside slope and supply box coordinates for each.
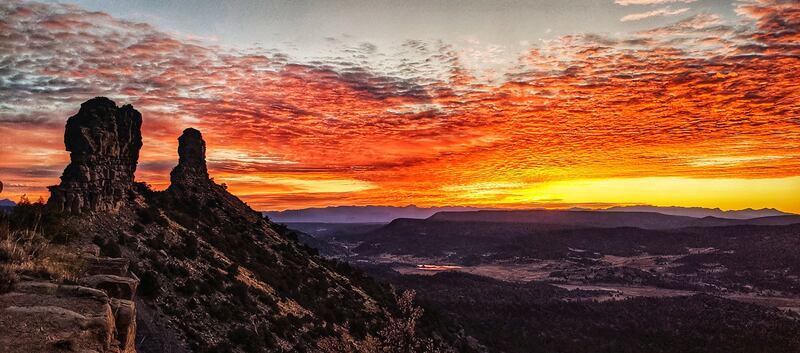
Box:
[1,98,449,353]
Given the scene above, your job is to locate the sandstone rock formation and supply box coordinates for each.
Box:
[48,97,142,214]
[169,128,210,187]
[20,97,441,353]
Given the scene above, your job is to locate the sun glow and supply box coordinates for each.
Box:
[508,177,800,212]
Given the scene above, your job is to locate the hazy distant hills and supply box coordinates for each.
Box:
[265,205,796,224]
[429,210,800,229]
[0,199,14,213]
[350,217,800,263]
[263,205,496,223]
[603,205,794,219]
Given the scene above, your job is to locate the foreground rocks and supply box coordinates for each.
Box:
[0,254,139,353]
[80,274,139,302]
[0,282,116,353]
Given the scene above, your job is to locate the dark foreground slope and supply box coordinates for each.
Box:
[1,98,449,353]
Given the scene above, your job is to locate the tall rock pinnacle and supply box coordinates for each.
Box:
[169,128,210,186]
[48,97,142,214]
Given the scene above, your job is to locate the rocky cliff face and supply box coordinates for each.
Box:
[48,97,142,215]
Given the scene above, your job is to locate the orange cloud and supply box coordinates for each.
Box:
[0,1,799,212]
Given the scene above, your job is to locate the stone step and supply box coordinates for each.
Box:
[84,256,130,277]
[13,281,108,302]
[80,275,139,301]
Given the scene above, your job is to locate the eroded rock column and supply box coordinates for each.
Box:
[48,97,143,214]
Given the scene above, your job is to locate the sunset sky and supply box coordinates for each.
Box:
[1,0,799,212]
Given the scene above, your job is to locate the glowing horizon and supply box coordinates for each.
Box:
[1,0,799,212]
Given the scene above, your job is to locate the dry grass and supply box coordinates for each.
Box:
[0,206,82,292]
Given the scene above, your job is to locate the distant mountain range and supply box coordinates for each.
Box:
[0,199,15,213]
[263,205,497,223]
[603,205,794,219]
[264,205,796,224]
[428,210,800,229]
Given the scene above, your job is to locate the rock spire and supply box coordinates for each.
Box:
[48,97,142,214]
[169,128,211,187]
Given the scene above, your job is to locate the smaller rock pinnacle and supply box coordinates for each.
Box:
[170,128,210,185]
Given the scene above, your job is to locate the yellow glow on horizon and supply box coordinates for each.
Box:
[505,176,800,213]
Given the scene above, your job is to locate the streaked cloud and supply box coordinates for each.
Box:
[621,6,690,21]
[218,175,378,194]
[615,0,697,5]
[687,156,788,167]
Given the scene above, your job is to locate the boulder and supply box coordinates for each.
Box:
[82,244,102,257]
[85,256,130,277]
[14,281,108,301]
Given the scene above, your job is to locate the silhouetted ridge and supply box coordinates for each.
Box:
[23,97,453,352]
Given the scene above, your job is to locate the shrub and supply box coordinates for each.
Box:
[228,326,263,353]
[209,301,234,321]
[93,236,122,257]
[226,263,240,279]
[228,281,251,306]
[1,210,81,284]
[137,208,155,225]
[0,266,18,293]
[138,271,161,297]
[50,224,78,245]
[177,279,196,295]
[184,234,199,259]
[350,320,368,340]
